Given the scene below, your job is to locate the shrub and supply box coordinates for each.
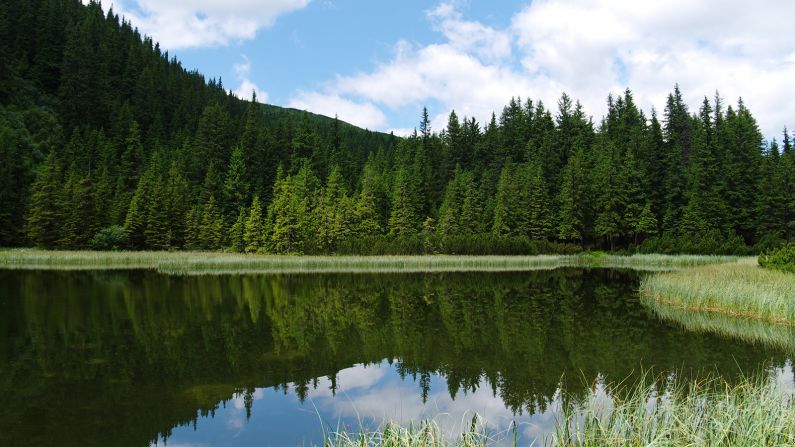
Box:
[759,244,795,273]
[90,226,127,251]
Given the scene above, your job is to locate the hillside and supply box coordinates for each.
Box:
[0,0,396,248]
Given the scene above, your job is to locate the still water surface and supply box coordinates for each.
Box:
[0,269,790,446]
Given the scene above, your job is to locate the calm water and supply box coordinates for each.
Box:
[0,269,790,446]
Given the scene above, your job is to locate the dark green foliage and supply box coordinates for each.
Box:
[90,225,126,250]
[759,245,795,273]
[244,196,263,253]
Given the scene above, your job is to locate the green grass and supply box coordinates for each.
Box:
[322,375,795,446]
[640,257,795,326]
[554,374,795,446]
[0,249,736,274]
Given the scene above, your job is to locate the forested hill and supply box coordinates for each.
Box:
[1,1,793,255]
[0,0,396,248]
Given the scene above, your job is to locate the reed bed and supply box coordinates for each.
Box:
[641,257,795,326]
[322,374,795,447]
[554,374,795,447]
[0,249,736,275]
[323,419,495,447]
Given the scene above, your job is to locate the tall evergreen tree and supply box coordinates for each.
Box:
[244,196,264,253]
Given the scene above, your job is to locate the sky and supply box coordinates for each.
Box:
[109,0,795,139]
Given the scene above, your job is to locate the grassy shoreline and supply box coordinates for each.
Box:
[0,249,738,274]
[640,257,795,327]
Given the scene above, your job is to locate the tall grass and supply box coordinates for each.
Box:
[322,374,795,446]
[323,419,496,447]
[555,374,795,446]
[0,249,737,275]
[641,258,795,325]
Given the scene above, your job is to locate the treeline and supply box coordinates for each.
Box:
[2,1,794,254]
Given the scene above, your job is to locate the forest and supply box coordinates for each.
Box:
[1,0,793,255]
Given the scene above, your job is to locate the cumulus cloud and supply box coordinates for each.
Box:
[117,0,310,49]
[511,0,795,137]
[293,0,795,137]
[288,91,388,130]
[232,55,268,102]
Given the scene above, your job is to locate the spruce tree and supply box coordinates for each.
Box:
[557,147,587,243]
[199,195,225,250]
[527,162,553,240]
[388,166,421,236]
[228,207,248,253]
[223,145,249,219]
[244,196,264,253]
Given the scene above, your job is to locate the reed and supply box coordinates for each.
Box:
[554,373,795,446]
[641,258,795,326]
[322,374,795,446]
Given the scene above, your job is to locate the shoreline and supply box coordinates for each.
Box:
[0,249,739,275]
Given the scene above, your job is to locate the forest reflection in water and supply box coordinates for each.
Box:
[0,269,789,446]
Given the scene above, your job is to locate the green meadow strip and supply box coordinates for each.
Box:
[0,249,737,274]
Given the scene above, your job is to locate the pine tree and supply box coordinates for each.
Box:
[527,162,553,240]
[223,145,249,219]
[634,202,658,243]
[492,165,513,236]
[437,166,466,237]
[59,167,96,248]
[164,161,190,248]
[244,196,263,253]
[267,177,301,253]
[353,190,382,236]
[755,141,786,239]
[124,167,154,249]
[557,147,588,243]
[144,174,171,250]
[228,207,247,253]
[199,195,225,250]
[184,205,202,250]
[388,166,421,236]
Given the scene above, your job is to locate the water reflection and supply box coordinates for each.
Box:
[0,269,789,446]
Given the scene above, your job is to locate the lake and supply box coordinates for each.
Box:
[0,268,790,446]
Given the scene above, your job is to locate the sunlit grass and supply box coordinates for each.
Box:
[641,258,795,325]
[554,373,795,447]
[0,249,737,274]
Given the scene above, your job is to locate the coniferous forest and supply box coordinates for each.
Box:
[2,0,794,255]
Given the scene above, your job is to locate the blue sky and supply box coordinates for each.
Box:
[113,0,795,139]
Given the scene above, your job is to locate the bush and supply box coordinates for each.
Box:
[636,230,752,256]
[759,245,795,273]
[90,226,127,251]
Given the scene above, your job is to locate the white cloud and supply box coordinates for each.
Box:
[510,0,795,137]
[288,92,388,130]
[291,0,795,138]
[117,0,310,49]
[232,55,268,102]
[427,2,512,63]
